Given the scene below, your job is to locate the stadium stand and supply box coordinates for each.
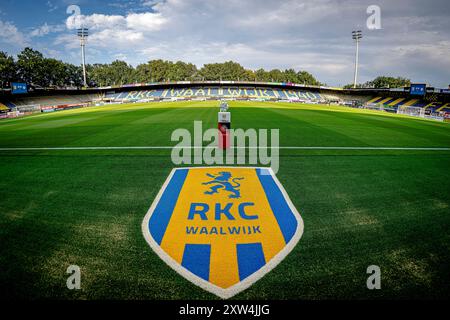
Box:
[0,102,9,112]
[105,87,324,102]
[9,94,99,109]
[0,82,448,119]
[367,96,450,113]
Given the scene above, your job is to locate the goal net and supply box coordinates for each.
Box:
[397,105,425,118]
[364,103,385,111]
[15,104,41,113]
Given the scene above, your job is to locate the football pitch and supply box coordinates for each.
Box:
[0,100,449,299]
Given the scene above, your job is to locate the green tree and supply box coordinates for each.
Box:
[4,46,328,88]
[243,69,256,81]
[199,63,223,80]
[283,69,298,82]
[343,83,365,89]
[369,76,411,88]
[255,68,269,82]
[64,63,83,87]
[267,69,284,82]
[109,60,135,85]
[135,59,173,82]
[0,51,17,88]
[344,76,411,89]
[199,61,249,81]
[86,61,135,86]
[43,58,67,87]
[168,61,197,81]
[135,63,152,83]
[87,64,108,87]
[149,59,172,82]
[296,70,321,86]
[16,47,46,87]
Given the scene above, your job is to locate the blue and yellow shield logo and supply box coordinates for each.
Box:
[142,167,304,298]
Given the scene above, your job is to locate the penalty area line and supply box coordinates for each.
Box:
[0,146,449,151]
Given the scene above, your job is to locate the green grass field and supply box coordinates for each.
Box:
[1,100,449,300]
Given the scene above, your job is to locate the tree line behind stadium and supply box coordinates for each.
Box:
[1,48,410,90]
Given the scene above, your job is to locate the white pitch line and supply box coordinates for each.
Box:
[0,146,449,151]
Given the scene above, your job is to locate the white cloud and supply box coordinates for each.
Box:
[31,23,51,37]
[65,10,167,32]
[114,53,129,61]
[126,12,167,31]
[63,9,167,52]
[0,20,28,47]
[66,13,125,30]
[89,29,145,47]
[30,23,66,37]
[4,0,449,87]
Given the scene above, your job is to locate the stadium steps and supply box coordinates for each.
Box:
[413,101,427,108]
[377,97,393,104]
[401,99,419,107]
[0,101,17,109]
[0,102,10,111]
[366,97,382,104]
[387,98,405,106]
[10,94,97,108]
[423,102,441,111]
[436,103,450,112]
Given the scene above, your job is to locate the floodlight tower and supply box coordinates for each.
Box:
[352,30,362,88]
[77,28,89,87]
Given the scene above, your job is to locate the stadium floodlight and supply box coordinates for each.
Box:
[77,28,89,87]
[352,30,362,88]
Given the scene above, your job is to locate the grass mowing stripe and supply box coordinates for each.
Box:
[1,146,450,151]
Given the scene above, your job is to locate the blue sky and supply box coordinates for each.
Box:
[0,0,449,87]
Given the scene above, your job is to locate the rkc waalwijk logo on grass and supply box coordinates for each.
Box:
[141,167,304,298]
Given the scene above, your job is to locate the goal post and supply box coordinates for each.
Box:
[14,104,42,113]
[363,103,386,111]
[397,105,425,118]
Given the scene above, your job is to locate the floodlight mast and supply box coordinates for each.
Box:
[77,28,89,87]
[352,30,362,89]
